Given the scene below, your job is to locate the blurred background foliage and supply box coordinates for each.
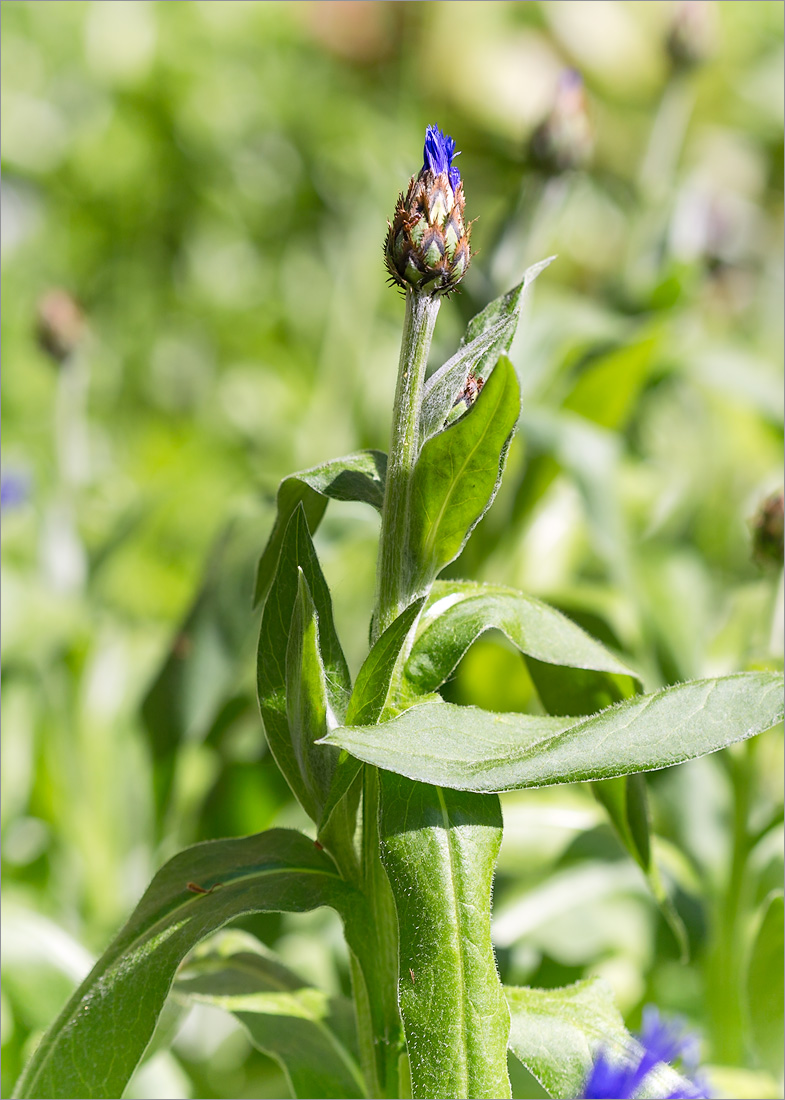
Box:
[1,2,782,1098]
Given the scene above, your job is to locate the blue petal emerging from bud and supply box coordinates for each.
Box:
[581,1007,709,1100]
[423,124,461,191]
[386,124,471,295]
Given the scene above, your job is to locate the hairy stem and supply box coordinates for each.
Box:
[356,290,440,1095]
[373,290,440,640]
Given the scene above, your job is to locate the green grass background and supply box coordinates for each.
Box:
[2,3,782,1097]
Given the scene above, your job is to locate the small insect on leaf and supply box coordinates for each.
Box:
[186,881,220,896]
[314,839,324,850]
[409,967,416,985]
[451,369,485,411]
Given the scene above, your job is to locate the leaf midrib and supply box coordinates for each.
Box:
[419,376,509,565]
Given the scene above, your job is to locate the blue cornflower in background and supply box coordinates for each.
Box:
[422,124,461,191]
[1,470,31,512]
[581,1006,709,1099]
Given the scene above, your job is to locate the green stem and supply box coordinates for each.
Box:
[354,291,441,1095]
[373,290,440,641]
[706,743,753,1064]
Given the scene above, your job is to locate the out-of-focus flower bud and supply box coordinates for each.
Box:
[752,490,784,570]
[385,124,471,297]
[666,0,716,71]
[36,289,86,364]
[529,70,593,175]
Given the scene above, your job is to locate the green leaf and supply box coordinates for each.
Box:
[561,335,658,431]
[408,356,521,599]
[13,830,373,1100]
[284,569,340,824]
[420,258,554,442]
[591,775,689,959]
[379,775,511,1100]
[258,505,351,823]
[347,598,426,725]
[141,515,263,822]
[254,451,387,607]
[323,672,784,792]
[175,939,365,1099]
[505,979,696,1100]
[745,890,784,1078]
[592,774,650,870]
[405,581,637,695]
[318,599,427,833]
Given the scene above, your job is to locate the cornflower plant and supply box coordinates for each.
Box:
[14,126,783,1100]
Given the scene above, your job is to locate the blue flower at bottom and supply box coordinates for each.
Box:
[581,1007,709,1099]
[422,124,461,191]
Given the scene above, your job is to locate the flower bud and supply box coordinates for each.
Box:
[36,289,86,364]
[752,490,784,570]
[385,124,471,296]
[666,0,716,71]
[529,70,593,175]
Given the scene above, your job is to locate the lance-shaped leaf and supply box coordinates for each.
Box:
[405,580,637,694]
[346,597,426,725]
[284,570,342,824]
[258,505,351,823]
[13,830,373,1100]
[506,979,697,1100]
[420,258,555,441]
[322,672,784,792]
[379,774,511,1100]
[175,939,364,1099]
[254,450,386,606]
[408,356,520,599]
[318,599,428,831]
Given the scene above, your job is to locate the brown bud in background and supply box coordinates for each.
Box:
[751,490,784,570]
[36,289,86,364]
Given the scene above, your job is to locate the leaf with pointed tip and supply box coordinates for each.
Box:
[379,774,511,1100]
[408,356,520,600]
[317,599,428,833]
[284,569,341,824]
[347,598,426,725]
[506,979,696,1100]
[323,672,784,792]
[258,506,350,824]
[405,581,637,695]
[254,451,386,606]
[175,944,364,1099]
[13,830,373,1100]
[420,258,555,441]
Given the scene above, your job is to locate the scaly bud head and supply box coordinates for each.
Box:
[385,124,471,297]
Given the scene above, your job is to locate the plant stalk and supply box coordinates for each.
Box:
[373,289,440,641]
[355,288,440,1096]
